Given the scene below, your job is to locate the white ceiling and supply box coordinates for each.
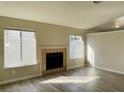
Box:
[0,1,124,29]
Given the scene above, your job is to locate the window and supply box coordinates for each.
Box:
[69,35,84,59]
[4,29,37,68]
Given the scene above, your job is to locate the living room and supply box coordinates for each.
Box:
[0,1,124,92]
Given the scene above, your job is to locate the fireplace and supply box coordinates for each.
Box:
[46,52,63,70]
[42,48,66,75]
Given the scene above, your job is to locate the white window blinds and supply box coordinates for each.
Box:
[69,35,84,59]
[4,29,37,68]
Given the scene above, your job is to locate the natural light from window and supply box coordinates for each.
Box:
[4,29,37,68]
[87,44,95,66]
[69,35,84,59]
[40,76,99,84]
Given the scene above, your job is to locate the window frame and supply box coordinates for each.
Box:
[4,28,37,68]
[69,35,84,59]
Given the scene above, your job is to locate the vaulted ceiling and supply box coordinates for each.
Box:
[0,1,124,30]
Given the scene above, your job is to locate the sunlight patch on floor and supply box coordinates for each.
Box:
[40,76,99,84]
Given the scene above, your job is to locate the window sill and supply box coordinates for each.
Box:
[70,58,83,59]
[4,63,37,69]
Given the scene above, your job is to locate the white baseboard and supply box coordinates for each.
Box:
[67,64,85,70]
[0,74,39,85]
[94,66,124,75]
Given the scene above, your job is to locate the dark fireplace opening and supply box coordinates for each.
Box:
[46,52,63,70]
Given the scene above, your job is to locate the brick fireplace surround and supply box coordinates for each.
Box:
[41,48,67,75]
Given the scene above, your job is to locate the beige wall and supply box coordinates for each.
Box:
[0,16,85,84]
[86,30,124,74]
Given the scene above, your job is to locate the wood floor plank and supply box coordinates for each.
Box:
[0,67,124,92]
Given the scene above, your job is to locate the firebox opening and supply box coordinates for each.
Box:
[46,52,63,70]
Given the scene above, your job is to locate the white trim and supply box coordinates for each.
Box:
[94,66,124,75]
[0,74,39,85]
[67,64,85,70]
[4,64,37,69]
[87,29,124,35]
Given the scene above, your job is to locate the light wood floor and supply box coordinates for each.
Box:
[0,67,124,92]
